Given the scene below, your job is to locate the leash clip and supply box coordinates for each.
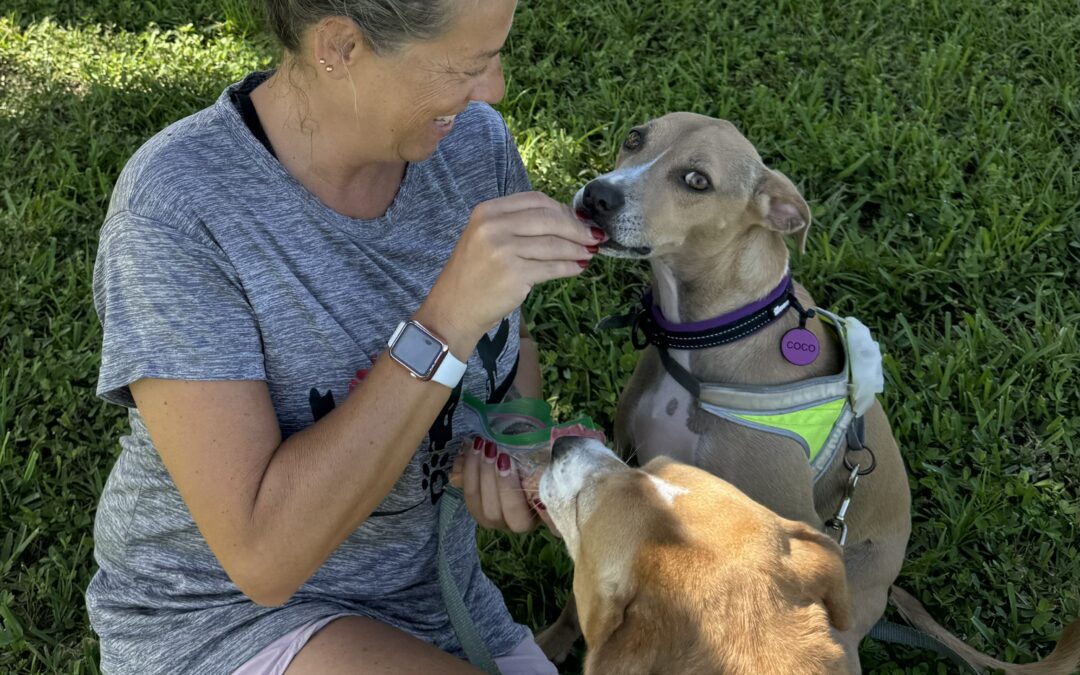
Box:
[824,464,860,546]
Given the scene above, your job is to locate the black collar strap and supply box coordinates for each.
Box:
[627,275,798,351]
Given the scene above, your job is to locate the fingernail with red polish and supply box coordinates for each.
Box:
[497,453,511,476]
[577,260,589,269]
[484,440,497,461]
[532,498,546,511]
[472,437,483,454]
[586,244,599,254]
[590,227,606,241]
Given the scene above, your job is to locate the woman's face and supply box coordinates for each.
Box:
[337,0,517,163]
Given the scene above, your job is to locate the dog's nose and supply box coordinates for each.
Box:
[551,436,577,462]
[581,179,624,218]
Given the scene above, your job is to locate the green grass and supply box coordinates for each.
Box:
[1,0,1078,672]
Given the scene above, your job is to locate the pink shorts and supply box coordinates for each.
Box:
[232,613,557,675]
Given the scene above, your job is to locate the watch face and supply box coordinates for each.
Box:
[391,323,444,376]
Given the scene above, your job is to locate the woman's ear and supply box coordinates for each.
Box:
[752,169,812,254]
[311,16,365,77]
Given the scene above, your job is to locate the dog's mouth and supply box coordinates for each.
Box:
[599,240,652,258]
[575,204,652,258]
[574,207,597,226]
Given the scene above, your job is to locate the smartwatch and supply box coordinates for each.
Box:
[387,320,467,388]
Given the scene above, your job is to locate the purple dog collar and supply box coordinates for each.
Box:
[648,274,793,333]
[627,275,796,351]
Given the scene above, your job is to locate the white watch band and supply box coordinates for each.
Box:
[430,344,467,388]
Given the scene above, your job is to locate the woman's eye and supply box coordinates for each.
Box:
[623,130,643,150]
[684,171,711,191]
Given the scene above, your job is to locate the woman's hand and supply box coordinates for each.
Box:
[449,438,560,535]
[420,192,603,353]
[450,438,539,533]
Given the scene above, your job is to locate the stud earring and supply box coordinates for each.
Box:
[325,64,334,72]
[318,58,326,64]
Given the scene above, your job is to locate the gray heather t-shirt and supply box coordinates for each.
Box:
[88,71,532,674]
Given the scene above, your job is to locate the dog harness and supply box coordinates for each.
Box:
[604,275,884,484]
[605,279,983,669]
[695,308,879,482]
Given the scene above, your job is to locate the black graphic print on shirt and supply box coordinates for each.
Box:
[477,319,510,402]
[309,387,336,423]
[420,379,464,505]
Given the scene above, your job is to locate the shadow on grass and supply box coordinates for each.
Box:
[2,0,260,33]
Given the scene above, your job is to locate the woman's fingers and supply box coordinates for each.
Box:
[474,192,598,246]
[496,203,600,246]
[470,190,557,217]
[497,455,535,534]
[479,441,502,525]
[460,438,487,523]
[512,234,597,263]
[455,439,537,533]
[424,192,602,341]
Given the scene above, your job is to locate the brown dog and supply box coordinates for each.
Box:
[539,435,852,674]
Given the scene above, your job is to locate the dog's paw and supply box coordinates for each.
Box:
[535,622,579,664]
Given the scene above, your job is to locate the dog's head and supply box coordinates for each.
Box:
[540,436,851,674]
[573,113,811,261]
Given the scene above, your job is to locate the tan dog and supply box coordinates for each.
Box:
[536,112,1080,674]
[536,112,910,672]
[539,435,852,675]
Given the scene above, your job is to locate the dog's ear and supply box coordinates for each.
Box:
[577,579,637,650]
[752,169,812,254]
[785,521,852,631]
[581,589,657,675]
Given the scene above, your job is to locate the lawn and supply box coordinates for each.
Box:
[1,0,1078,672]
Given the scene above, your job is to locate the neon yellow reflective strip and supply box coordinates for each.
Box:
[731,398,847,462]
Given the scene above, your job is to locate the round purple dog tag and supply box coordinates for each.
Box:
[781,328,819,366]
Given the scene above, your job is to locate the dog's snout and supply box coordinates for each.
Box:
[551,436,577,462]
[581,180,624,219]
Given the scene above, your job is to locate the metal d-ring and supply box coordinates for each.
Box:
[844,444,877,476]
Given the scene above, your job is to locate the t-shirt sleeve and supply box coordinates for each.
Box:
[500,121,533,197]
[93,211,266,407]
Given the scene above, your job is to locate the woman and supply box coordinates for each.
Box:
[87,0,599,672]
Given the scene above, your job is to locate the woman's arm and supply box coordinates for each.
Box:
[132,302,471,607]
[131,192,598,607]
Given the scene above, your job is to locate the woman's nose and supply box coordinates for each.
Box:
[470,55,505,105]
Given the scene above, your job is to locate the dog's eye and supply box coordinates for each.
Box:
[684,171,711,191]
[623,130,643,151]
